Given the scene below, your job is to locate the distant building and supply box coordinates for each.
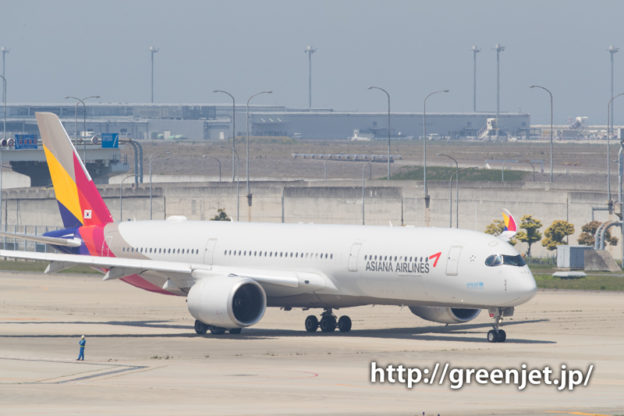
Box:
[1,103,530,141]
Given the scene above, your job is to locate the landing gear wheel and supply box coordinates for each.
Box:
[194,320,208,335]
[210,326,226,335]
[320,315,337,333]
[229,328,242,334]
[305,315,319,332]
[337,315,352,332]
[487,329,507,343]
[487,307,509,343]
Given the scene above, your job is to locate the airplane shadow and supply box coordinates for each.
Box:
[0,318,554,343]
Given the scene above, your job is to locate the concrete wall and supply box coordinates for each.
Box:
[2,179,620,259]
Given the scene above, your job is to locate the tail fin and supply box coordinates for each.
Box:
[36,112,113,228]
[499,208,517,242]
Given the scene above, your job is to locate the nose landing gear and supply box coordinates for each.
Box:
[487,307,513,343]
[305,308,352,333]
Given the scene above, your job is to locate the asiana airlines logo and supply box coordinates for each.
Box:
[365,252,442,274]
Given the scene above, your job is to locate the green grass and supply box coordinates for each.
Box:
[388,165,527,182]
[533,272,624,291]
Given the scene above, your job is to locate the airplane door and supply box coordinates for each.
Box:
[445,246,462,276]
[203,238,217,265]
[348,242,362,272]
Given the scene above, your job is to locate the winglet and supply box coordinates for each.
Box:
[499,209,517,242]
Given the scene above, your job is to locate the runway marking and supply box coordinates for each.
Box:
[546,411,613,416]
[0,356,148,384]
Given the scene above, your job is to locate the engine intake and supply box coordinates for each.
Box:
[187,276,266,328]
[409,306,480,324]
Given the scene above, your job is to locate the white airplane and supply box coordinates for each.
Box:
[0,112,537,343]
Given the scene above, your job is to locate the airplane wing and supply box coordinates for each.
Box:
[0,249,337,292]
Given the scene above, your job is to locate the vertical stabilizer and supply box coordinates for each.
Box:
[36,112,113,228]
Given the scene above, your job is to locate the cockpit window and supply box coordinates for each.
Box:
[485,254,526,267]
[502,254,526,266]
[485,254,503,267]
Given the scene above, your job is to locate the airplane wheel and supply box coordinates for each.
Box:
[320,315,337,333]
[305,315,319,332]
[194,320,208,335]
[210,326,226,335]
[338,315,352,332]
[229,328,242,334]
[487,329,506,343]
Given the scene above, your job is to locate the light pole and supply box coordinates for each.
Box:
[119,174,134,222]
[0,74,5,240]
[149,156,153,220]
[213,89,236,182]
[608,92,624,203]
[609,46,618,138]
[65,95,100,161]
[149,46,159,103]
[495,44,505,141]
[423,89,449,226]
[530,85,554,182]
[368,86,391,180]
[1,47,8,111]
[304,46,316,109]
[439,153,459,228]
[246,90,272,221]
[233,149,241,221]
[0,75,6,142]
[472,45,480,112]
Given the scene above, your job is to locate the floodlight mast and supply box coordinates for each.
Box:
[472,45,480,112]
[494,44,505,141]
[149,46,159,103]
[304,46,316,109]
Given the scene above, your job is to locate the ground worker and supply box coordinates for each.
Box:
[77,335,86,360]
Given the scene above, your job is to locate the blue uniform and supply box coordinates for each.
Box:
[77,338,86,360]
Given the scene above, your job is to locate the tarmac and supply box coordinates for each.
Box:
[0,270,622,416]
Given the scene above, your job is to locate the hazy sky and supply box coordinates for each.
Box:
[1,0,624,124]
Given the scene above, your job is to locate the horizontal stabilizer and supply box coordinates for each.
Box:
[0,231,82,247]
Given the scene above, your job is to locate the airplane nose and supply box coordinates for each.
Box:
[511,270,537,304]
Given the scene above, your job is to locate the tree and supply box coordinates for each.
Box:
[577,220,618,246]
[541,220,574,251]
[515,215,542,257]
[211,208,231,221]
[484,219,516,245]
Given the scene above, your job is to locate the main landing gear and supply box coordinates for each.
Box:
[194,320,242,335]
[305,308,352,333]
[487,307,513,343]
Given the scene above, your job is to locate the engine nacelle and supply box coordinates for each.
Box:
[187,276,266,328]
[409,306,480,324]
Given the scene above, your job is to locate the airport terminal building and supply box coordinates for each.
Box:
[1,103,530,141]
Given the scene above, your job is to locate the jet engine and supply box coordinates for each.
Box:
[409,306,480,324]
[187,276,266,328]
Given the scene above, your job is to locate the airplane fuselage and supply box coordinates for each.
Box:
[96,219,536,310]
